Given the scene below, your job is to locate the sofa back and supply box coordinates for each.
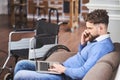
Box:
[83,43,120,80]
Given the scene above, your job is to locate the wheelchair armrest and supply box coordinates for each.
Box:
[34,34,53,38]
[10,29,35,35]
[15,28,35,32]
[9,30,35,43]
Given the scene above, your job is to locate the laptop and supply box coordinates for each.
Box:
[36,61,61,74]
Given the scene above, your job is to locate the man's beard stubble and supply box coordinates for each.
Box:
[89,34,99,42]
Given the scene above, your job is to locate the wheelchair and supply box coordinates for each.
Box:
[2,20,70,80]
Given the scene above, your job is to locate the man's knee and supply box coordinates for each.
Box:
[14,70,28,80]
[14,60,35,74]
[14,70,38,80]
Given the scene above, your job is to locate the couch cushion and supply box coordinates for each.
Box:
[98,51,120,71]
[46,51,76,63]
[83,62,113,80]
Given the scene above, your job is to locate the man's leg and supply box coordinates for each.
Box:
[14,60,35,74]
[14,60,74,80]
[14,70,63,80]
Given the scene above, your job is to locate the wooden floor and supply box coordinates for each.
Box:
[0,15,86,79]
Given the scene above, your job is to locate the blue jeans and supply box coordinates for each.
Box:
[14,60,73,80]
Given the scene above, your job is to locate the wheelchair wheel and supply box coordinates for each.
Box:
[43,45,71,60]
[4,73,13,80]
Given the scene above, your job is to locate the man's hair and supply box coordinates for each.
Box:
[84,9,109,26]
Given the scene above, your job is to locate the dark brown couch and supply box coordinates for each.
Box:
[46,43,120,80]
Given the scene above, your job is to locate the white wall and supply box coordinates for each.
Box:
[0,0,8,14]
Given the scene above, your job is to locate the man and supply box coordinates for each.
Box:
[14,9,114,80]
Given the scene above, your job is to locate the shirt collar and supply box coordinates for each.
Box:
[95,34,110,42]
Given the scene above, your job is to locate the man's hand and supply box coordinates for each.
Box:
[48,63,66,74]
[81,30,92,45]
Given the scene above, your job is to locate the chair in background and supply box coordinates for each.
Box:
[1,29,35,80]
[48,0,62,24]
[32,1,48,27]
[14,0,28,29]
[29,20,70,60]
[2,19,70,79]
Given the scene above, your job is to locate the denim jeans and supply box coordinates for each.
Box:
[14,60,73,80]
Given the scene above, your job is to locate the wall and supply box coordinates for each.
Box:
[0,0,8,14]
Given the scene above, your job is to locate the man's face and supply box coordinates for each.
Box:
[86,22,99,41]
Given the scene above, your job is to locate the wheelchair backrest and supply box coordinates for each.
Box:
[35,20,59,48]
[36,20,59,35]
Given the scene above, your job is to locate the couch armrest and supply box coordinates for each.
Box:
[83,61,113,80]
[83,51,120,80]
[98,51,120,71]
[83,43,120,80]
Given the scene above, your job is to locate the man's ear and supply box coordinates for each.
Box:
[97,24,103,34]
[100,26,103,30]
[99,24,104,30]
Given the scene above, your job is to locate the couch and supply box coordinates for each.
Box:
[46,42,120,80]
